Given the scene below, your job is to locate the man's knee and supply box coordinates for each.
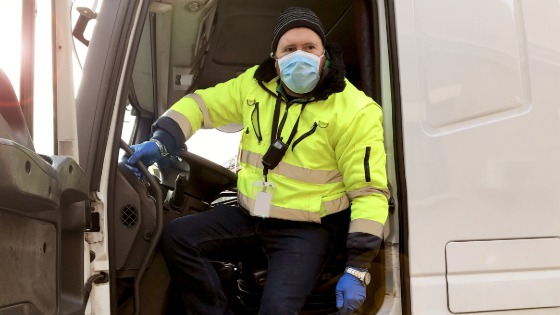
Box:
[259,290,308,315]
[258,302,301,315]
[161,217,198,258]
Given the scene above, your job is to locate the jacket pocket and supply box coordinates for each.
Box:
[364,146,371,182]
[250,102,262,143]
[291,122,318,151]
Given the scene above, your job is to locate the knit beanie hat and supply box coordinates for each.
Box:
[271,7,326,53]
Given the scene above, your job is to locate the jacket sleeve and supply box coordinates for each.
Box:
[151,66,258,152]
[335,102,389,269]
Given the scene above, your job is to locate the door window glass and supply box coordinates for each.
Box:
[0,1,22,98]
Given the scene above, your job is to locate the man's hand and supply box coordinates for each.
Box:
[124,140,162,177]
[335,272,367,315]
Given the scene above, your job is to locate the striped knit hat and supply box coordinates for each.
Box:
[271,7,326,53]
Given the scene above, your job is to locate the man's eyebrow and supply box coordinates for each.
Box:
[280,41,318,48]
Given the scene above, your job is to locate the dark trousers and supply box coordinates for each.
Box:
[161,204,348,315]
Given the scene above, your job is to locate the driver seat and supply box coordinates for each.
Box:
[233,251,346,314]
[215,209,351,315]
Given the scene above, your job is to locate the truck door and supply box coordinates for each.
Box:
[389,0,560,313]
[0,1,89,314]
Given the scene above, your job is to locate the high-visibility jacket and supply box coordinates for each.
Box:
[153,46,389,267]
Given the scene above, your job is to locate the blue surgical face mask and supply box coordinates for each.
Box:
[277,50,324,94]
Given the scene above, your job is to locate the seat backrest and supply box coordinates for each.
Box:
[0,68,35,151]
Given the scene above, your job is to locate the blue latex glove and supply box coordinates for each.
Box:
[336,272,367,315]
[124,140,161,177]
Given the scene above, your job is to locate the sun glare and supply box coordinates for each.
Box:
[0,1,23,97]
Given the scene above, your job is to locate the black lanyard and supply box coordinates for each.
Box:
[261,96,307,180]
[270,97,307,146]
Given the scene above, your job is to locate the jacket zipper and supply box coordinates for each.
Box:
[291,122,318,151]
[364,146,371,182]
[251,102,262,143]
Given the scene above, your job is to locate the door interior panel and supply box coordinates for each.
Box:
[0,70,89,314]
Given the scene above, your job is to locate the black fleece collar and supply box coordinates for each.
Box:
[253,42,347,102]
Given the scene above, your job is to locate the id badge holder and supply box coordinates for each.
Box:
[253,181,275,217]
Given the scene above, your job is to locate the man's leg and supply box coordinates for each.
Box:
[161,205,258,315]
[257,219,336,315]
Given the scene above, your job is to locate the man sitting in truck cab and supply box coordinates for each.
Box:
[126,7,389,315]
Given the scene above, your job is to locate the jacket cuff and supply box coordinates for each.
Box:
[345,232,383,269]
[151,116,186,155]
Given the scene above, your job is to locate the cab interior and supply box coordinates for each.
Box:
[108,0,392,314]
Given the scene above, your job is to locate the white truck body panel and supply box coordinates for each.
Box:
[394,0,560,313]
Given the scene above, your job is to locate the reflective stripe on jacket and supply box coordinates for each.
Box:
[163,65,389,239]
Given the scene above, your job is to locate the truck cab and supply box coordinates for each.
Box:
[1,0,560,314]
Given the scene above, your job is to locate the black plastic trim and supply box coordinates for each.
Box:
[385,0,411,314]
[371,0,382,104]
[351,0,382,103]
[149,11,159,116]
[364,146,371,182]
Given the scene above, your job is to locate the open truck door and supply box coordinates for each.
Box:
[0,1,89,314]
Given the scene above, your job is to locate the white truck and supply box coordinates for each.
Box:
[1,0,559,314]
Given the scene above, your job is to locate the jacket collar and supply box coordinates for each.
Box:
[253,42,347,102]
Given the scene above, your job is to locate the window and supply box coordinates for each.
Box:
[186,129,241,167]
[0,1,22,98]
[0,1,55,155]
[34,0,54,154]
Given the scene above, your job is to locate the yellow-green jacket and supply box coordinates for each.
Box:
[153,45,389,267]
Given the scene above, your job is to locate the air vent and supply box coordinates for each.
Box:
[120,204,138,229]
